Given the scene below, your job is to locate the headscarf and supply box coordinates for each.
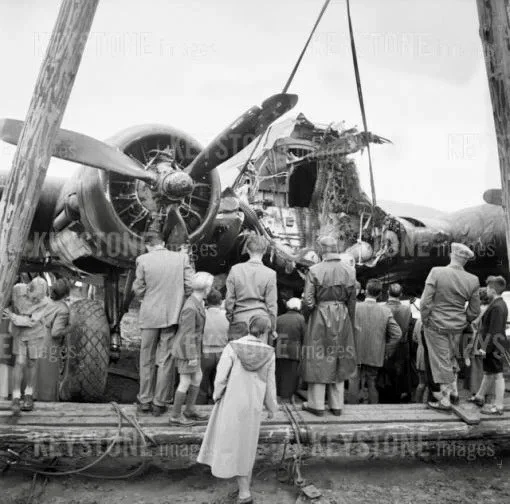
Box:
[27,277,49,304]
[286,298,302,311]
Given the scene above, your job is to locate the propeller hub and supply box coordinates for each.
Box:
[159,170,194,201]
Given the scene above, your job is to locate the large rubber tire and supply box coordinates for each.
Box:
[59,299,110,402]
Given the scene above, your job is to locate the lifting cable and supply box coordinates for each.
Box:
[233,0,332,190]
[346,0,377,211]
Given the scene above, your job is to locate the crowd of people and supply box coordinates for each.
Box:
[0,231,508,503]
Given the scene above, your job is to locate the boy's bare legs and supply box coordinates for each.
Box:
[11,357,23,414]
[494,373,505,410]
[22,358,37,411]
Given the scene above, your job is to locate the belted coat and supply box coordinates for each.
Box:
[302,253,357,383]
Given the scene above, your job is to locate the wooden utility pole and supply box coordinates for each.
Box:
[477,0,510,271]
[0,0,99,312]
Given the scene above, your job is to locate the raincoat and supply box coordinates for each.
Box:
[197,335,277,478]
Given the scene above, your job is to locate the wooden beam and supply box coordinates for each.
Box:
[477,0,510,270]
[0,0,99,313]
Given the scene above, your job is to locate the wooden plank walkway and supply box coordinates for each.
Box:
[1,400,510,458]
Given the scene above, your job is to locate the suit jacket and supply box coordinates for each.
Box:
[385,299,412,337]
[225,259,278,330]
[133,247,194,329]
[354,298,402,367]
[420,264,480,333]
[172,295,206,361]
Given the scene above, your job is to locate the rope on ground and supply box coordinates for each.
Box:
[0,402,153,480]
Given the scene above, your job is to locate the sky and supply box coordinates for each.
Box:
[0,0,501,212]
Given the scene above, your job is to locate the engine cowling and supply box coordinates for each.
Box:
[50,124,220,273]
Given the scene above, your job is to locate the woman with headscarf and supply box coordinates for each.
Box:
[197,316,278,504]
[3,277,50,413]
[35,279,70,402]
[274,297,306,400]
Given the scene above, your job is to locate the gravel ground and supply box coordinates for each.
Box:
[2,455,510,503]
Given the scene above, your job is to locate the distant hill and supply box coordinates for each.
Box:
[378,199,447,220]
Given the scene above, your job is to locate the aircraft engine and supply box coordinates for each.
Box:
[62,125,221,272]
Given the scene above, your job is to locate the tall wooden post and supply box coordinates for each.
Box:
[477,0,510,271]
[0,0,99,311]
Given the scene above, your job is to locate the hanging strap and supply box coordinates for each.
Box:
[233,0,332,190]
[346,0,377,209]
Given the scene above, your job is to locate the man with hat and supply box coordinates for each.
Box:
[301,234,357,416]
[420,242,480,410]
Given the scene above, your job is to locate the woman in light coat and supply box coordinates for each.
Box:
[197,315,278,504]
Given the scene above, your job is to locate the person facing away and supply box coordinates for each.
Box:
[301,235,357,417]
[470,276,508,415]
[383,283,412,402]
[464,287,491,396]
[197,315,278,504]
[197,288,229,405]
[3,277,51,414]
[225,234,278,341]
[275,297,306,400]
[385,283,412,336]
[170,272,214,426]
[35,279,71,402]
[354,279,402,404]
[420,242,480,411]
[132,231,193,416]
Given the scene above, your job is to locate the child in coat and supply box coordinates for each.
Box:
[197,315,278,504]
[170,272,214,426]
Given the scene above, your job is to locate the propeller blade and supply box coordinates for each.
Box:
[185,93,298,180]
[163,204,190,248]
[256,93,298,134]
[0,118,156,183]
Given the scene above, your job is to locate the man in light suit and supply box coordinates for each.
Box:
[225,234,278,341]
[420,242,480,410]
[133,232,193,415]
[354,279,402,404]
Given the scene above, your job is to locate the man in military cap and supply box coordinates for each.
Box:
[420,242,480,410]
[301,235,357,416]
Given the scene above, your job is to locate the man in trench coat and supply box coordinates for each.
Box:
[302,235,357,416]
[133,232,193,415]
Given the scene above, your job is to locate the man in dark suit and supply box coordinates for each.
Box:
[133,232,193,415]
[354,279,402,404]
[383,283,412,402]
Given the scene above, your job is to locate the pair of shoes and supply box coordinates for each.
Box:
[427,400,452,412]
[302,403,324,417]
[450,394,460,406]
[481,405,504,416]
[152,405,168,417]
[183,410,209,421]
[330,409,342,416]
[238,497,253,504]
[136,401,152,414]
[169,415,196,426]
[21,395,34,412]
[11,398,21,416]
[467,395,484,408]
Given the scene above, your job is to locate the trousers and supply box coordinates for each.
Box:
[307,382,345,411]
[138,325,177,406]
